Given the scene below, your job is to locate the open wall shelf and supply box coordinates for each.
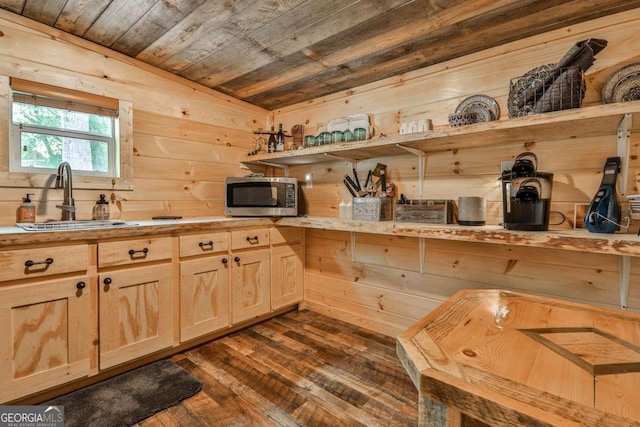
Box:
[243,101,640,167]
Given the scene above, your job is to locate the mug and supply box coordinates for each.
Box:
[304,135,317,147]
[331,130,343,143]
[400,123,408,135]
[408,121,417,133]
[318,132,331,145]
[343,129,355,142]
[418,119,433,132]
[354,127,367,141]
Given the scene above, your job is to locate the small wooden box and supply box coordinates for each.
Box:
[394,199,454,224]
[352,197,393,221]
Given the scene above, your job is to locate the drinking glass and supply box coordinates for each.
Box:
[354,127,367,141]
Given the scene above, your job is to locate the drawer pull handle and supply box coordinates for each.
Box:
[76,281,86,290]
[103,278,112,285]
[25,258,54,268]
[128,247,149,257]
[246,236,259,243]
[221,258,228,264]
[199,241,214,249]
[234,256,240,263]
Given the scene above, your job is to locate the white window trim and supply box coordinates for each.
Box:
[0,75,134,191]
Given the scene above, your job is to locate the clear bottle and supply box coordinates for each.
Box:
[339,200,352,220]
[93,194,110,221]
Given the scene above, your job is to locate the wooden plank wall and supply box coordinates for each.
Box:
[0,11,265,223]
[273,10,640,336]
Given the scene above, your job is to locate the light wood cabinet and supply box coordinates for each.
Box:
[179,232,230,342]
[0,242,92,403]
[230,228,271,324]
[271,227,304,310]
[98,264,174,369]
[0,244,89,282]
[97,236,175,370]
[98,236,173,267]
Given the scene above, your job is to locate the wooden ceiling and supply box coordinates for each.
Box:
[2,0,640,110]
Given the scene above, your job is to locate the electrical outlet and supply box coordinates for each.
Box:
[500,160,514,174]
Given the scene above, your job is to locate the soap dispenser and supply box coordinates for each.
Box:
[93,194,110,221]
[17,193,35,223]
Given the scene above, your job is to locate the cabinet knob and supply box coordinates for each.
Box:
[222,258,228,264]
[76,281,86,290]
[234,256,240,263]
[103,277,112,285]
[246,236,259,243]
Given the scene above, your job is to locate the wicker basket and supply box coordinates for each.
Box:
[508,65,585,118]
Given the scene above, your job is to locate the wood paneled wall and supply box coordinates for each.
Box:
[0,10,265,223]
[274,10,640,335]
[2,8,640,338]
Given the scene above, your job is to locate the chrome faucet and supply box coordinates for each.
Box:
[55,162,76,220]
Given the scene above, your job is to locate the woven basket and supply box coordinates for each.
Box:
[508,65,585,118]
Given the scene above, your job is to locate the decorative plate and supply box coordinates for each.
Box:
[455,95,500,122]
[602,63,640,104]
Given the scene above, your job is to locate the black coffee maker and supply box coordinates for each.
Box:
[500,152,553,231]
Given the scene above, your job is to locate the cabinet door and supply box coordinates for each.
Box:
[99,264,173,370]
[0,276,91,403]
[180,255,230,342]
[231,248,270,324]
[271,244,304,310]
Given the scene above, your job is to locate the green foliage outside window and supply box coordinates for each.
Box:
[12,102,114,173]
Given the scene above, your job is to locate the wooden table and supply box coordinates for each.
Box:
[396,290,640,426]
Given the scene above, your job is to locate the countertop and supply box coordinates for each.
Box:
[0,217,278,246]
[279,217,640,257]
[3,215,640,258]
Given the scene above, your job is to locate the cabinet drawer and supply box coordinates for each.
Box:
[98,236,173,268]
[230,228,270,250]
[0,244,89,282]
[270,226,304,245]
[180,231,229,257]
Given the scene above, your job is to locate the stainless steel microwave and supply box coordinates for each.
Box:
[224,176,298,217]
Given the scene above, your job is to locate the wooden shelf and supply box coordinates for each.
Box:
[243,101,640,166]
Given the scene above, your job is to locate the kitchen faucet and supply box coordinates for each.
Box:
[55,162,76,220]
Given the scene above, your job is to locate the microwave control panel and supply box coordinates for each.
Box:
[285,184,296,207]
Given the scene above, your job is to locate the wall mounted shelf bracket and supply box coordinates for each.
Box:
[616,113,632,309]
[396,144,426,198]
[256,161,290,176]
[619,255,630,310]
[323,152,357,168]
[617,113,632,196]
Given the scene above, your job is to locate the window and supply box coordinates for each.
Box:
[9,79,120,177]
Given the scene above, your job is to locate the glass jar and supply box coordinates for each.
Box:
[93,194,110,220]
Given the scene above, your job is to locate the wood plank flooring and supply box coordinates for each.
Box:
[138,309,418,426]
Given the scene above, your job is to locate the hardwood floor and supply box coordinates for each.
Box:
[138,309,418,426]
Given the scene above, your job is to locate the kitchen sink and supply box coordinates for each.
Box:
[17,220,137,231]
